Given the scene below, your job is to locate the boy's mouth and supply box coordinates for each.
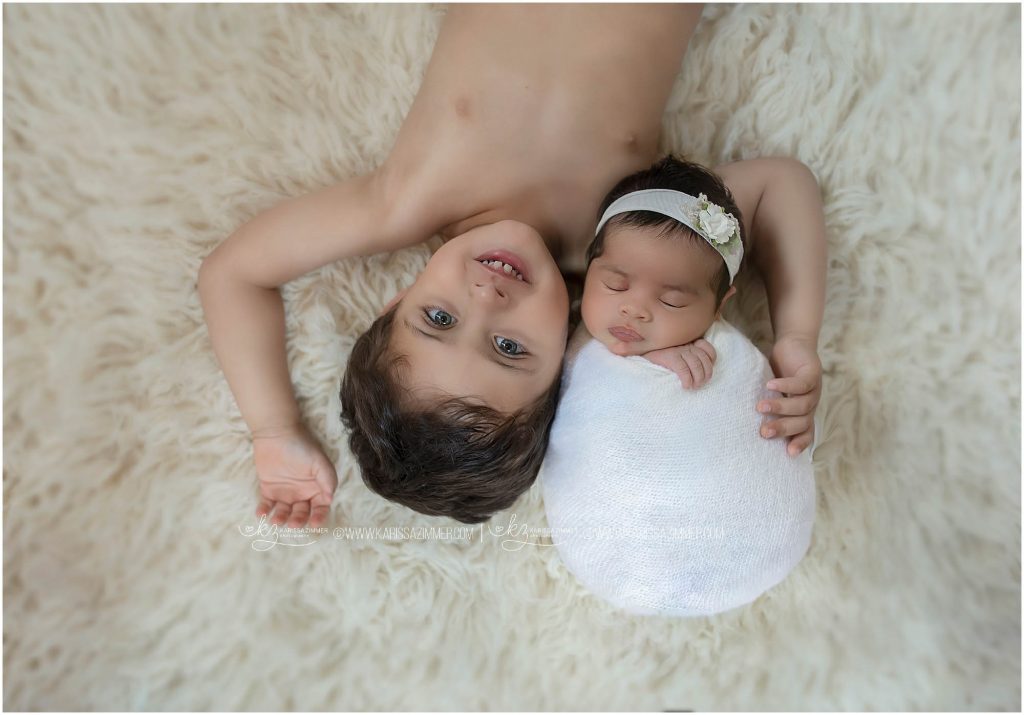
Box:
[474,250,530,283]
[608,326,643,342]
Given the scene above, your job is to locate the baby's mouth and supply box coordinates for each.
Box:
[608,326,643,342]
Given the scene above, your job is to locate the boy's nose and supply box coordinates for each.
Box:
[470,277,508,303]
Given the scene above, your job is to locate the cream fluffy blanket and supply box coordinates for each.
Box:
[4,3,1020,710]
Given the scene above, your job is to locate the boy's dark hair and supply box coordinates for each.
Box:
[585,154,747,307]
[339,304,563,524]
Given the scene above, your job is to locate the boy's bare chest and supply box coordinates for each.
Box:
[383,5,697,272]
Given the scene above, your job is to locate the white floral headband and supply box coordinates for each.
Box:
[594,189,744,285]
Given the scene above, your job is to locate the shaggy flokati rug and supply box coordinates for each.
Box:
[4,3,1020,710]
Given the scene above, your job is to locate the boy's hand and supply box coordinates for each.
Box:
[760,334,822,457]
[642,338,717,389]
[252,423,338,529]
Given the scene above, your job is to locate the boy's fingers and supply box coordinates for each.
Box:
[787,432,813,457]
[269,502,293,526]
[287,501,311,527]
[766,375,814,395]
[758,394,815,416]
[256,497,274,518]
[313,486,335,508]
[309,505,331,528]
[314,458,339,495]
[760,415,812,440]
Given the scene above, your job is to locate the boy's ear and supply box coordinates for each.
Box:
[714,285,737,320]
[380,287,409,317]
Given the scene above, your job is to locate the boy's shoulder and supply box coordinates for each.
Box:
[373,160,464,245]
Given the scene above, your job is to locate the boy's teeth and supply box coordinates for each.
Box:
[479,259,523,280]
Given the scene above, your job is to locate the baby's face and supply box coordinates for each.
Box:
[581,226,724,356]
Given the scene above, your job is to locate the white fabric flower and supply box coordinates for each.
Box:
[698,210,737,244]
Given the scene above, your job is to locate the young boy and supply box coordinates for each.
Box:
[198,5,826,528]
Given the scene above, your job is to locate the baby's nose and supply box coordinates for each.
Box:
[620,302,649,320]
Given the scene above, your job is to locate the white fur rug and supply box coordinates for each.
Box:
[4,3,1019,710]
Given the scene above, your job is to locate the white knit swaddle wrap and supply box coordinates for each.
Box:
[539,319,816,616]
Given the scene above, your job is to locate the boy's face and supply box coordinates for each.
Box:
[386,220,570,414]
[581,226,732,356]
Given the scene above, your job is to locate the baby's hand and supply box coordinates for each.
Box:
[642,338,717,389]
[252,422,338,529]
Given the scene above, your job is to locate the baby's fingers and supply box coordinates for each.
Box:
[682,353,706,388]
[673,362,694,389]
[687,347,713,386]
[693,338,717,363]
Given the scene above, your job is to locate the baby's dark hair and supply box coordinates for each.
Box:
[339,304,563,524]
[585,154,747,306]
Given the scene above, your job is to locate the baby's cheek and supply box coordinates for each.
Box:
[662,312,713,349]
[579,294,602,339]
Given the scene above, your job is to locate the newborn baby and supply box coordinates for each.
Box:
[540,157,817,616]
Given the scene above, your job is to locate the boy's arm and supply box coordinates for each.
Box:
[713,157,827,344]
[201,169,432,289]
[713,157,827,456]
[197,167,442,435]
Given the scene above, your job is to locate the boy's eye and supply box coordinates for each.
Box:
[424,308,527,356]
[602,282,627,292]
[424,307,455,327]
[495,336,527,356]
[661,301,685,309]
